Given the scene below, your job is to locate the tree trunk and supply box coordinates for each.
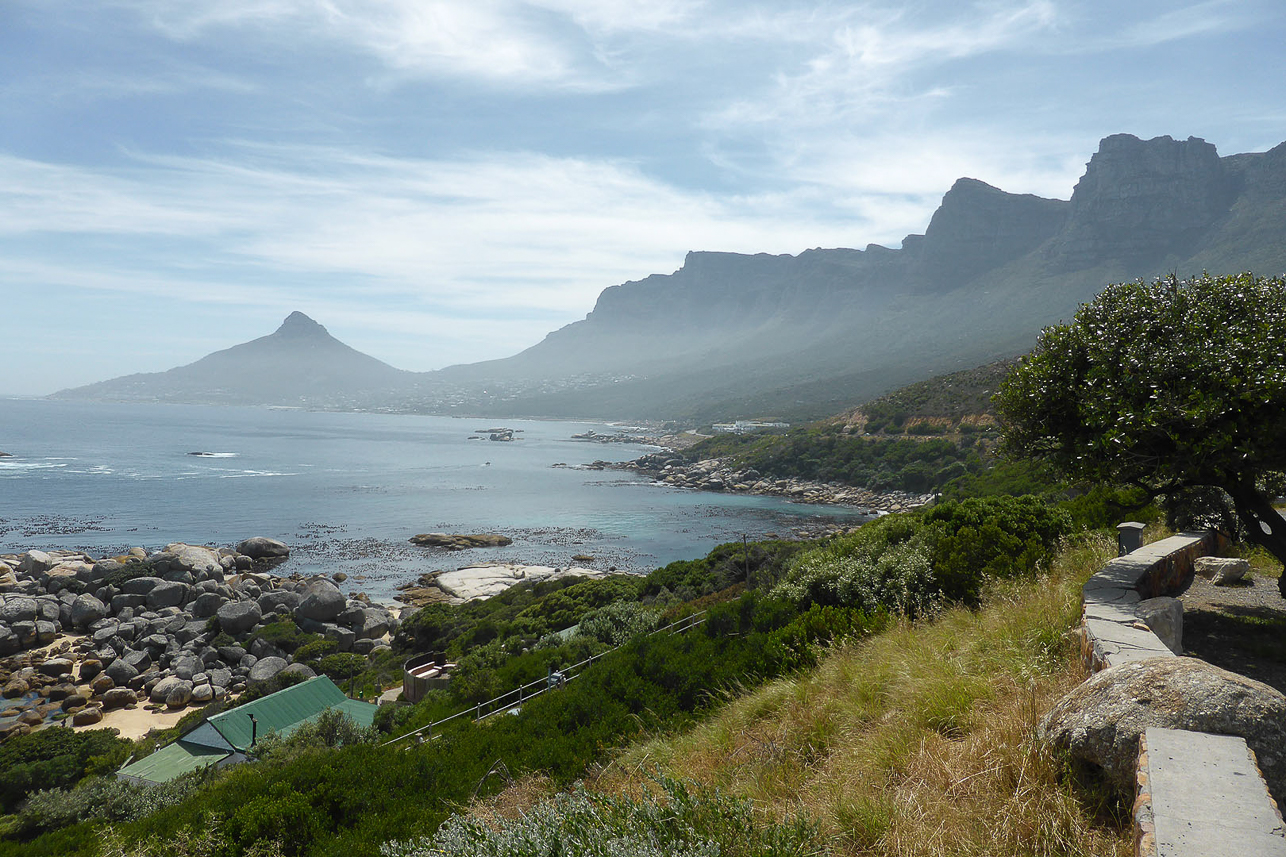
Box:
[1227,481,1286,598]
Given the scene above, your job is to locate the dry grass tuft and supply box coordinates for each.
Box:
[597,532,1130,856]
[465,773,558,828]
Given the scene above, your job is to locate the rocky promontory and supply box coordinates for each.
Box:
[600,453,935,512]
[0,539,398,741]
[396,562,609,607]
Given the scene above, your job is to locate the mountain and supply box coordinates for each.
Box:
[427,133,1286,422]
[53,312,414,406]
[56,134,1286,420]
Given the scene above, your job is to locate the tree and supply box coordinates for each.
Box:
[995,272,1286,596]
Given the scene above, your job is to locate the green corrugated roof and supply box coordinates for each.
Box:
[206,675,380,750]
[117,739,231,784]
[209,675,348,750]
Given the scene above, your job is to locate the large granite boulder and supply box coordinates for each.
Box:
[153,544,223,579]
[247,656,288,684]
[1039,657,1286,800]
[149,675,191,704]
[258,589,301,614]
[236,537,290,560]
[69,593,108,627]
[217,600,262,635]
[101,687,138,709]
[147,581,190,610]
[278,662,316,682]
[295,580,345,622]
[190,591,228,619]
[17,551,55,576]
[0,596,38,624]
[120,576,164,595]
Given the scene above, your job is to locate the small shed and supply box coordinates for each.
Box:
[117,675,379,785]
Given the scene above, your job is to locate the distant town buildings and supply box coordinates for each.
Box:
[710,420,789,435]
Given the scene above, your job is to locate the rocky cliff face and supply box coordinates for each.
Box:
[1048,134,1240,269]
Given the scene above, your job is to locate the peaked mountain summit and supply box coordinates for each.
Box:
[53,312,413,406]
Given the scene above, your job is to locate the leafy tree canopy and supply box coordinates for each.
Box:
[995,272,1286,594]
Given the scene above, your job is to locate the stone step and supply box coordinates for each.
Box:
[1137,727,1286,857]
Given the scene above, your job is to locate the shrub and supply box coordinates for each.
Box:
[0,728,130,814]
[380,778,817,857]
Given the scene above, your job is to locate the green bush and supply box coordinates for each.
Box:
[383,778,817,857]
[0,728,130,814]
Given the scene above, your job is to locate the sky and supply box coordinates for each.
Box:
[3,1,1285,395]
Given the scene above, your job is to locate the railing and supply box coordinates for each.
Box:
[382,610,706,747]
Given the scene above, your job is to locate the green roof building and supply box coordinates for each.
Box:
[117,675,379,785]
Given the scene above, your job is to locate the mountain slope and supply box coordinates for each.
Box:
[437,134,1286,422]
[53,312,414,406]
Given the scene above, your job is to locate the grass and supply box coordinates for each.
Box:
[578,531,1131,857]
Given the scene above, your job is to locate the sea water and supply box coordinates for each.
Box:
[0,399,863,601]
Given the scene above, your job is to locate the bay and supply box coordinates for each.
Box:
[0,399,863,602]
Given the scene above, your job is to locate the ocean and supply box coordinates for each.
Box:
[0,399,864,602]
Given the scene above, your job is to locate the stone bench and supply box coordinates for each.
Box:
[1136,727,1286,857]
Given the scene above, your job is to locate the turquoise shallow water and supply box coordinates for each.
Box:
[0,399,863,600]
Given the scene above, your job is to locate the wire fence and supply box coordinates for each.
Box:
[381,610,706,747]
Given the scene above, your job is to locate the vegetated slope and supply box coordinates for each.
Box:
[598,533,1129,857]
[52,311,415,407]
[434,134,1286,422]
[3,497,1091,857]
[673,359,1015,495]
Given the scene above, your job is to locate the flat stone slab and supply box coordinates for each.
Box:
[1085,617,1174,666]
[1145,727,1286,857]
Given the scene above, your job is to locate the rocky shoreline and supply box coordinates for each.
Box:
[592,452,936,513]
[0,539,398,742]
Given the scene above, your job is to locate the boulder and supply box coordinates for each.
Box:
[191,683,215,704]
[150,676,192,704]
[35,620,58,645]
[278,662,316,682]
[1135,596,1183,654]
[153,544,223,578]
[37,658,74,678]
[173,655,202,681]
[249,637,285,660]
[355,608,392,640]
[258,590,301,614]
[2,678,28,698]
[190,591,228,618]
[1194,556,1250,585]
[165,684,193,709]
[0,627,19,656]
[147,581,190,610]
[236,537,290,560]
[1038,657,1286,800]
[216,600,262,635]
[78,659,103,681]
[17,551,55,576]
[247,656,288,684]
[120,576,164,595]
[101,687,138,709]
[321,623,356,651]
[409,533,512,550]
[71,706,103,726]
[90,674,115,694]
[69,593,108,627]
[295,581,345,622]
[0,596,38,624]
[218,645,247,664]
[207,668,233,688]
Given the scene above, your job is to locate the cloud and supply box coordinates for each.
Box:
[0,145,888,353]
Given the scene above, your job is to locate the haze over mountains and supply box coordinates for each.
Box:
[55,133,1286,421]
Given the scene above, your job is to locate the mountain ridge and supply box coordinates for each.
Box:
[54,133,1286,420]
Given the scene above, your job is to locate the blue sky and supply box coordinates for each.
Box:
[3,0,1284,394]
